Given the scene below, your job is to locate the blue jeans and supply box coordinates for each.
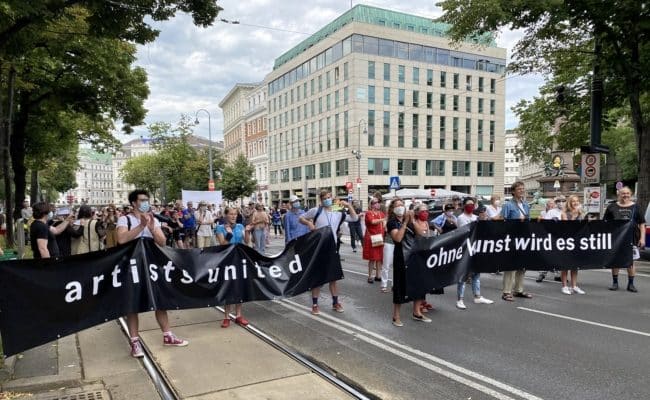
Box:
[253,228,266,254]
[457,273,481,300]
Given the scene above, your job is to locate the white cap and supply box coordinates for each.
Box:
[289,195,301,202]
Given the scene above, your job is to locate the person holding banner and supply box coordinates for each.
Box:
[284,195,310,243]
[300,189,358,315]
[455,198,494,309]
[215,206,252,327]
[560,195,586,295]
[30,202,72,258]
[604,186,646,292]
[500,181,533,301]
[117,190,189,358]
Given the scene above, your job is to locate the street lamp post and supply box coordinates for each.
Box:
[195,109,214,190]
[351,119,367,207]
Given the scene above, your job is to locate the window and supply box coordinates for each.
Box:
[280,168,289,182]
[326,71,331,88]
[425,160,445,176]
[368,86,375,104]
[334,66,340,83]
[335,159,349,176]
[412,114,419,148]
[465,118,471,150]
[477,162,494,177]
[368,61,375,79]
[490,99,495,115]
[344,62,349,80]
[398,159,418,175]
[368,158,390,175]
[368,110,375,146]
[440,94,446,110]
[453,95,459,111]
[292,166,302,181]
[383,111,390,146]
[398,89,405,106]
[319,161,331,178]
[426,115,433,149]
[311,79,315,95]
[465,96,472,112]
[478,77,484,92]
[478,119,484,151]
[478,98,484,113]
[440,116,446,149]
[427,69,433,86]
[344,86,349,104]
[452,117,459,150]
[490,78,496,94]
[412,67,419,84]
[383,63,390,80]
[452,161,471,176]
[426,92,433,108]
[466,75,472,91]
[398,112,405,148]
[489,120,495,152]
[398,65,405,82]
[383,87,390,105]
[305,164,316,179]
[379,39,393,57]
[440,71,446,88]
[453,73,459,89]
[335,90,340,108]
[318,75,322,91]
[412,90,419,107]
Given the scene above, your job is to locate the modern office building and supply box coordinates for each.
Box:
[265,4,506,207]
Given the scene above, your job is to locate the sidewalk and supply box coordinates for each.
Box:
[0,235,354,399]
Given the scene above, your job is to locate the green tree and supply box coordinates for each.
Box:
[221,155,257,203]
[438,0,650,208]
[120,153,162,197]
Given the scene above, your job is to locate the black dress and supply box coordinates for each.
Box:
[389,217,414,305]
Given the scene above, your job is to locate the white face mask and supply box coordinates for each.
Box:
[394,206,405,216]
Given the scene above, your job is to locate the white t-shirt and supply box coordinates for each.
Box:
[302,207,358,243]
[543,208,563,221]
[117,214,161,239]
[486,205,501,220]
[457,213,477,227]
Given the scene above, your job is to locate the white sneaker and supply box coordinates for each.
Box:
[456,300,466,310]
[473,296,494,304]
[561,286,572,295]
[572,286,586,295]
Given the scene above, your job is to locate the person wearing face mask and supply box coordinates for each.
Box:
[362,198,386,284]
[299,189,358,315]
[284,195,310,244]
[194,201,214,249]
[30,202,72,258]
[433,203,458,234]
[116,189,189,358]
[486,195,502,220]
[455,198,493,309]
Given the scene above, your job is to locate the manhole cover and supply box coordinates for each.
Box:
[29,390,110,400]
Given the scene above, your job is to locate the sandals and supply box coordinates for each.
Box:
[513,292,533,298]
[501,293,514,302]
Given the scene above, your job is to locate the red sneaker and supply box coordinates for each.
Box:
[235,316,249,326]
[130,338,144,358]
[221,318,230,328]
[163,333,188,347]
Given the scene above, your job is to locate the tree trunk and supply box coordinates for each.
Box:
[2,66,16,246]
[10,95,29,221]
[627,90,649,214]
[30,169,38,204]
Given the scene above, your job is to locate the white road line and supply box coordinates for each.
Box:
[278,299,544,400]
[517,307,650,337]
[342,268,367,277]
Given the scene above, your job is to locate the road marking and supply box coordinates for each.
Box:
[278,299,544,400]
[585,269,650,278]
[517,307,650,337]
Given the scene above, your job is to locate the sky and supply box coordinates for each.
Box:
[125,0,545,142]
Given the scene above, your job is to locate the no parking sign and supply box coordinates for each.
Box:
[581,153,600,184]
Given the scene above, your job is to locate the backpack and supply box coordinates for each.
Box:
[314,207,346,249]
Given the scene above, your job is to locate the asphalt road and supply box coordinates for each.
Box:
[242,234,650,400]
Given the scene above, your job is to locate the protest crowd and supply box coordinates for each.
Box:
[12,181,647,357]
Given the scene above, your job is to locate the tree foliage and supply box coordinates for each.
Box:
[221,155,257,202]
[438,0,650,207]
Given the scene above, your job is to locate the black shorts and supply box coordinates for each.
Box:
[183,228,196,238]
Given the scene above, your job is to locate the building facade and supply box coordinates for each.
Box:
[503,129,521,195]
[219,83,258,162]
[66,148,114,206]
[244,83,270,204]
[265,4,507,207]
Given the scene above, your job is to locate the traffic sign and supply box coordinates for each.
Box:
[553,180,561,189]
[615,181,623,190]
[581,153,600,184]
[389,176,400,190]
[345,181,353,190]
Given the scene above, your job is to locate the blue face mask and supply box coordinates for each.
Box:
[323,198,333,207]
[292,201,301,208]
[138,201,150,213]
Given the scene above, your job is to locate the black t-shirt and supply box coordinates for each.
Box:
[604,203,646,245]
[30,220,60,258]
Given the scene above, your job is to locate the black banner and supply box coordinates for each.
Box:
[0,227,342,357]
[404,220,632,299]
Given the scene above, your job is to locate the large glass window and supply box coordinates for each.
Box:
[383,111,390,147]
[398,112,405,148]
[426,115,433,149]
[412,90,419,107]
[453,73,459,89]
[363,36,379,55]
[378,39,394,57]
[409,44,423,61]
[368,61,375,79]
[452,161,471,176]
[477,162,494,177]
[319,161,331,178]
[305,164,316,179]
[292,166,302,181]
[368,110,375,146]
[335,159,349,176]
[397,159,418,176]
[396,41,409,59]
[383,87,390,105]
[452,117,459,150]
[465,118,471,151]
[398,65,405,82]
[427,69,433,86]
[440,116,446,149]
[440,71,446,88]
[412,114,419,148]
[413,67,420,84]
[398,89,405,106]
[368,158,390,175]
[425,160,445,176]
[368,86,375,104]
[427,92,433,109]
[383,63,391,80]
